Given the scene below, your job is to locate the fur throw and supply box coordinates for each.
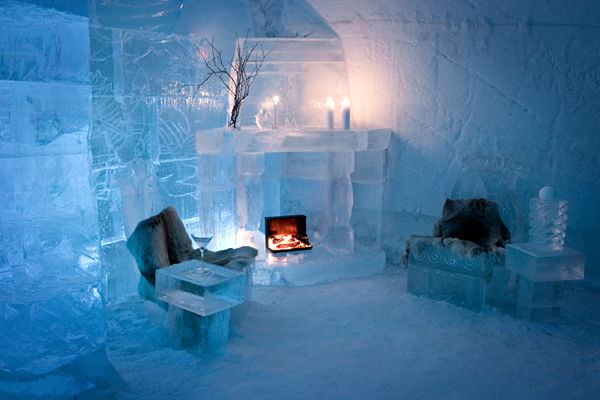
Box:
[401,198,511,268]
[433,198,510,251]
[127,206,258,287]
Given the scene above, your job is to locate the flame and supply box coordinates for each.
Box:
[268,234,311,251]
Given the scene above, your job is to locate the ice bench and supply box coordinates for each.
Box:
[406,236,511,312]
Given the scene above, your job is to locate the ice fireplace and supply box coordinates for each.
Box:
[265,215,313,253]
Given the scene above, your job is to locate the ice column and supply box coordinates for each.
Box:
[327,152,355,254]
[236,153,266,259]
[351,150,385,252]
[198,154,238,251]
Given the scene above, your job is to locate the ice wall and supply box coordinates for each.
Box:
[305,0,600,279]
[0,1,116,397]
[89,25,230,301]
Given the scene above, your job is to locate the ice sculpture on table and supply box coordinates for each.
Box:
[528,186,568,251]
[506,187,585,321]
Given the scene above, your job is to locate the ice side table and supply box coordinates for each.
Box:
[505,243,584,321]
[156,260,246,354]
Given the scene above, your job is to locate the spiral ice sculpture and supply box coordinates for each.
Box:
[529,186,568,251]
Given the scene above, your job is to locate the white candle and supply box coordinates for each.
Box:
[326,97,335,130]
[341,97,350,130]
[273,95,279,129]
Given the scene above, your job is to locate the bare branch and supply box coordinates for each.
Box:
[190,32,273,129]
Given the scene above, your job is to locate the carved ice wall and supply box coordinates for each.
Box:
[89,26,228,301]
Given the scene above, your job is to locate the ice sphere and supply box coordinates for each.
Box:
[168,306,230,354]
[529,198,568,251]
[539,186,558,201]
[155,260,246,317]
[505,243,584,282]
[517,278,563,321]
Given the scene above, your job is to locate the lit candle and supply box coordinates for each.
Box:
[326,97,335,130]
[273,95,279,129]
[341,98,350,130]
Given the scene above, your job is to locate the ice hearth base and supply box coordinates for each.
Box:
[253,247,386,286]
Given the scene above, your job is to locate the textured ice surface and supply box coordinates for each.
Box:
[156,260,245,317]
[529,198,568,251]
[505,243,584,282]
[92,0,184,33]
[0,77,105,380]
[406,238,510,311]
[168,306,230,355]
[253,246,386,286]
[0,1,89,84]
[196,128,391,154]
[517,278,563,321]
[407,264,489,312]
[231,38,348,129]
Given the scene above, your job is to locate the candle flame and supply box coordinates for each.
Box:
[274,96,279,104]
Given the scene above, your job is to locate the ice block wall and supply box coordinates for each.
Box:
[89,24,230,300]
[303,0,600,276]
[0,1,109,396]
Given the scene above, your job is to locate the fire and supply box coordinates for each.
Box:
[268,234,312,251]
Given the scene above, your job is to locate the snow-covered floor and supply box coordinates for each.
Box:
[106,270,600,399]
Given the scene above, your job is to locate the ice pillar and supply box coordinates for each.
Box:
[327,152,355,254]
[236,153,266,259]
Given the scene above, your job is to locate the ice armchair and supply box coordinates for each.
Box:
[403,156,525,312]
[126,206,257,351]
[404,204,512,312]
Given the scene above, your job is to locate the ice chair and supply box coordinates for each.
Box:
[116,160,256,332]
[404,155,526,312]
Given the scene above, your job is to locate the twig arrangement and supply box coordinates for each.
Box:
[191,32,273,129]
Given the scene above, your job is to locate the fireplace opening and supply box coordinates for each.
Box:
[265,215,313,253]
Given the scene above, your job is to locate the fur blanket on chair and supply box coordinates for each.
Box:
[126,206,258,303]
[401,198,511,268]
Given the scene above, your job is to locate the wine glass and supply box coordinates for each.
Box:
[191,234,214,276]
